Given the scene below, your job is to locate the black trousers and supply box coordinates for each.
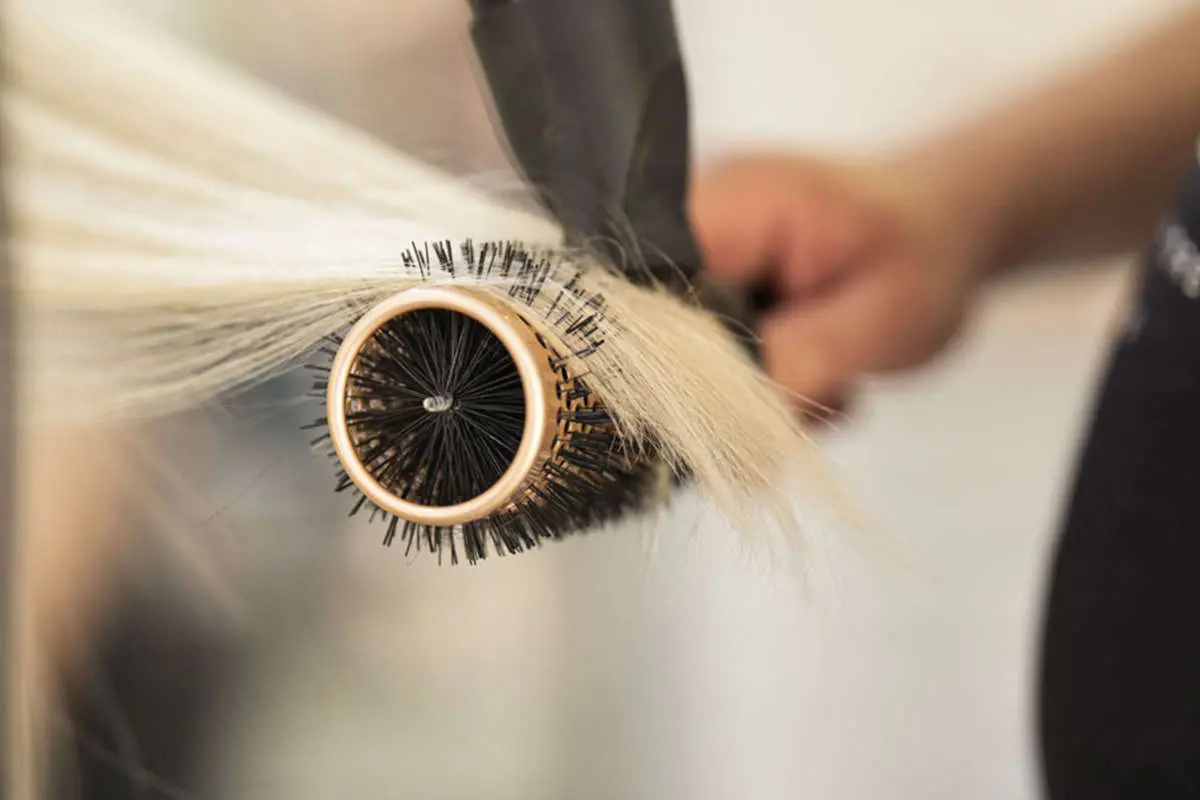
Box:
[1039,262,1200,798]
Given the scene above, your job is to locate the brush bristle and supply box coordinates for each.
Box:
[306,240,662,564]
[347,308,527,509]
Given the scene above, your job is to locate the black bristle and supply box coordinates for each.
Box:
[354,307,525,507]
[433,240,456,277]
[307,239,661,563]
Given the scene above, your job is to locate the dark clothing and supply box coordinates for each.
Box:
[1039,156,1200,798]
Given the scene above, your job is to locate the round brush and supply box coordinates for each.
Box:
[320,284,658,563]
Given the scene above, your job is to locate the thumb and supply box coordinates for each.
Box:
[758,262,922,405]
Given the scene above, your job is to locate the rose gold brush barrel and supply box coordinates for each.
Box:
[325,286,560,527]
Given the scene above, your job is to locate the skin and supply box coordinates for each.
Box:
[689,5,1200,413]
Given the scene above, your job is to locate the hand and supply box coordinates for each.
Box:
[689,151,995,419]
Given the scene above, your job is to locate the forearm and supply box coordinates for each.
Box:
[920,5,1200,277]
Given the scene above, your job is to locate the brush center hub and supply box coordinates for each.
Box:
[423,394,454,413]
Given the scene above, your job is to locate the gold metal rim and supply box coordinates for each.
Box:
[326,286,558,527]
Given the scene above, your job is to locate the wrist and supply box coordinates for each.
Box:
[894,135,1021,284]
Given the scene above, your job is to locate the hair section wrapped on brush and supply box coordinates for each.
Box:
[5,0,832,563]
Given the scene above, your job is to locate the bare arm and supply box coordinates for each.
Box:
[916,5,1200,278]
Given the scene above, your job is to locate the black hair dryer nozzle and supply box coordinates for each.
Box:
[466,0,765,356]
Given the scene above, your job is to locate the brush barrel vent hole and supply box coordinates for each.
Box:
[345,307,527,509]
[326,286,562,528]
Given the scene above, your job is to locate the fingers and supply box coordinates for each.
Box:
[758,262,918,406]
[690,155,964,428]
[688,157,871,297]
[689,162,793,287]
[759,308,849,409]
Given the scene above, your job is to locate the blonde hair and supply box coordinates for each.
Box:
[4,2,837,797]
